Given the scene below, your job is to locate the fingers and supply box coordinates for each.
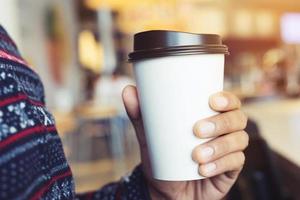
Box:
[193,92,248,178]
[209,91,241,112]
[122,85,141,122]
[198,152,246,177]
[192,131,249,164]
[193,110,248,138]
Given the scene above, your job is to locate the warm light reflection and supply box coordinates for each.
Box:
[281,13,300,44]
[262,49,285,70]
[255,11,276,37]
[232,10,254,37]
[84,0,284,38]
[78,30,103,73]
[179,6,227,36]
[85,0,175,10]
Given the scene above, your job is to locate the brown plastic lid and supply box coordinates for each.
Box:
[128,30,229,62]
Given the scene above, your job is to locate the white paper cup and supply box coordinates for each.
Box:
[129,30,228,181]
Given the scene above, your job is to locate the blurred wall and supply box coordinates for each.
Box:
[0,0,22,48]
[18,0,82,109]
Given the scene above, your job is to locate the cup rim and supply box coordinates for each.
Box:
[128,30,229,62]
[128,44,229,62]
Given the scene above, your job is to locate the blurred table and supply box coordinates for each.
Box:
[72,104,138,192]
[76,103,127,159]
[243,99,300,167]
[76,103,118,119]
[52,111,77,135]
[52,111,77,157]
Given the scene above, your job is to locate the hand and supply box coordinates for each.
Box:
[122,85,249,200]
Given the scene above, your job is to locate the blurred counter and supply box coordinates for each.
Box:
[75,103,118,119]
[243,98,300,167]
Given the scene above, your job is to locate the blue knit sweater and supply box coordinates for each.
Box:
[0,25,150,200]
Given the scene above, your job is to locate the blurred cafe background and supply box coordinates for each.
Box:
[1,0,300,199]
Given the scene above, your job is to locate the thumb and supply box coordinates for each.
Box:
[122,85,145,142]
[122,85,152,177]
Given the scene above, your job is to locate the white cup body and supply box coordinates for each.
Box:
[133,54,224,181]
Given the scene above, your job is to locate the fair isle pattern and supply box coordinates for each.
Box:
[0,28,21,58]
[0,50,28,66]
[0,25,150,200]
[0,28,74,199]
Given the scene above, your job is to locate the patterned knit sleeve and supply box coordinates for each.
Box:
[0,25,151,200]
[0,25,76,200]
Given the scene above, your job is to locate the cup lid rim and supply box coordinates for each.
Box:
[129,30,229,62]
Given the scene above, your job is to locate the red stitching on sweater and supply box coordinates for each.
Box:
[29,170,72,200]
[28,98,45,107]
[0,49,27,65]
[0,93,45,107]
[0,94,27,107]
[0,125,56,149]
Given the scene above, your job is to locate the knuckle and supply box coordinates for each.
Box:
[231,132,241,147]
[192,148,199,162]
[238,152,246,166]
[236,98,242,108]
[231,95,241,108]
[225,92,241,108]
[198,165,208,177]
[192,148,205,164]
[242,131,250,148]
[240,112,248,129]
[222,154,232,168]
[220,113,232,131]
[219,152,246,172]
[218,137,231,154]
[235,110,248,129]
[193,123,200,137]
[236,131,249,150]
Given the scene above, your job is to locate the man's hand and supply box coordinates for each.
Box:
[122,85,248,200]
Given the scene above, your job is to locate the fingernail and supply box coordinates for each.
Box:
[202,163,217,174]
[200,147,214,159]
[198,121,215,136]
[213,95,228,108]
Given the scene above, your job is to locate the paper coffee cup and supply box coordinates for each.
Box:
[129,30,229,181]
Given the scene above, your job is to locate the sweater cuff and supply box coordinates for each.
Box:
[118,164,151,200]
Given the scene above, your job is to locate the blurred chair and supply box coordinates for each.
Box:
[73,103,121,161]
[228,119,292,200]
[52,111,77,158]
